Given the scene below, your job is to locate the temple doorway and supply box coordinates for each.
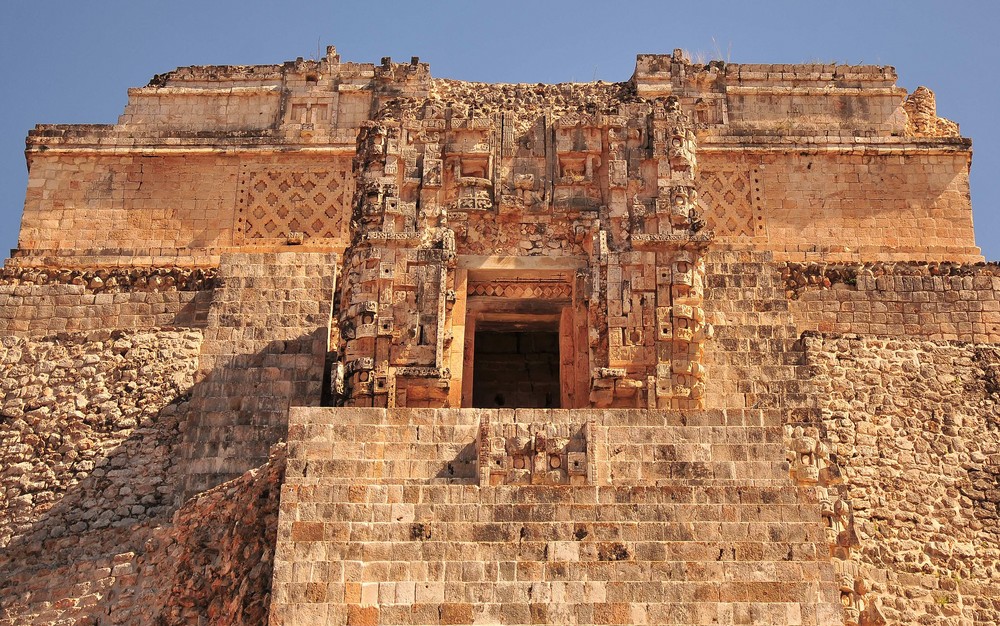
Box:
[458,262,589,409]
[471,328,561,408]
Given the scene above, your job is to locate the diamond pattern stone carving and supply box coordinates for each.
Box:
[697,168,765,239]
[468,281,572,299]
[238,162,354,243]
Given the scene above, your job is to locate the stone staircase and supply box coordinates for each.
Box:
[271,407,842,625]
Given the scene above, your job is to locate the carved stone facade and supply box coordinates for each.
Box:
[237,161,354,243]
[1,47,997,626]
[335,82,714,411]
[478,416,594,486]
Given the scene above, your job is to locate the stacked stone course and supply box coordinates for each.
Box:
[784,262,1000,342]
[176,251,336,499]
[273,407,841,625]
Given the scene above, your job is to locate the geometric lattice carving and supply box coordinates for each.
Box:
[236,161,354,243]
[468,281,572,299]
[697,168,765,238]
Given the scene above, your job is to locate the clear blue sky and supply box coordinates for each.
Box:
[2,1,998,260]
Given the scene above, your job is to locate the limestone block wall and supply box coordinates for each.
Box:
[0,267,215,336]
[116,51,379,134]
[272,407,840,625]
[177,251,337,499]
[701,250,809,416]
[761,150,974,262]
[14,53,982,270]
[697,149,978,263]
[0,286,212,336]
[799,334,1000,624]
[120,86,282,131]
[723,84,904,135]
[786,262,1000,342]
[16,151,355,266]
[19,153,242,255]
[471,332,561,409]
[2,48,997,626]
[634,57,906,136]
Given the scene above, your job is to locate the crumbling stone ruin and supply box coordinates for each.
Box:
[1,46,997,625]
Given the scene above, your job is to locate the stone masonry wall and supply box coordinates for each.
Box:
[800,334,1000,624]
[0,443,285,626]
[1,49,995,625]
[696,150,978,263]
[702,250,809,416]
[177,251,336,499]
[18,153,241,255]
[18,54,982,269]
[16,151,356,266]
[0,266,216,336]
[0,288,211,337]
[0,328,203,623]
[0,329,202,549]
[0,328,289,626]
[786,262,1000,343]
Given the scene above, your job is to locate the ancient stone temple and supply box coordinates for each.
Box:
[1,46,997,625]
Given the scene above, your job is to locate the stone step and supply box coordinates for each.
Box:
[297,518,828,540]
[292,512,826,532]
[327,583,838,605]
[281,483,818,506]
[290,407,785,429]
[274,591,844,625]
[364,601,845,626]
[288,458,788,488]
[310,543,833,566]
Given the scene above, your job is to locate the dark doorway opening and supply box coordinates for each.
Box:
[472,330,560,408]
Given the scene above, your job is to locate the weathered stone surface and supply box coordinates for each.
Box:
[150,444,285,625]
[0,329,202,550]
[0,46,997,625]
[903,86,961,138]
[784,261,1000,343]
[795,334,1000,625]
[0,266,218,293]
[0,445,284,626]
[0,329,202,624]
